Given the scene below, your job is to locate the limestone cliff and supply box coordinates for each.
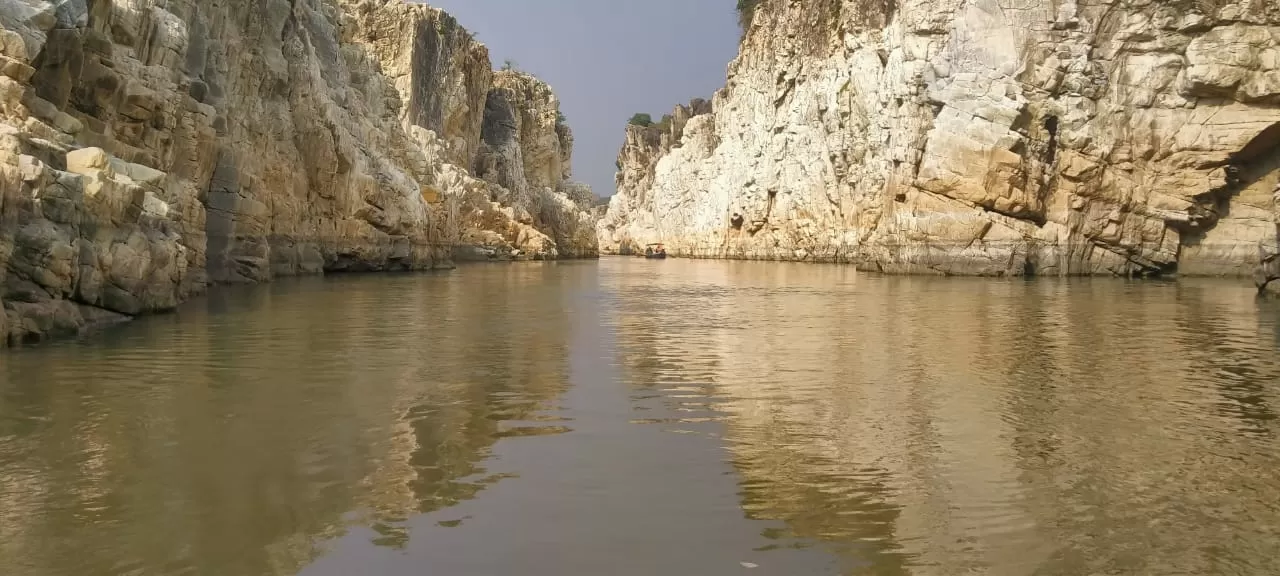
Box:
[0,0,594,346]
[471,70,599,260]
[600,0,1280,284]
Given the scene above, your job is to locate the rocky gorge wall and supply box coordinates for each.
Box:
[0,0,596,346]
[469,70,599,260]
[599,0,1280,290]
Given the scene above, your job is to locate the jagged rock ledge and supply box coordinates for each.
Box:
[599,0,1280,286]
[0,0,597,347]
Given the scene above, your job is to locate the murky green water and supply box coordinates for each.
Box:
[2,259,1280,575]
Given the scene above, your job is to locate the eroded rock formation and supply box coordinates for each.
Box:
[0,0,595,346]
[600,0,1280,281]
[470,70,599,260]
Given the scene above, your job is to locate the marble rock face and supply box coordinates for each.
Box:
[0,0,594,346]
[600,0,1280,281]
[470,70,599,261]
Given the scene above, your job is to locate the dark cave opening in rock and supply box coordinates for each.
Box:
[1043,115,1059,165]
[1232,122,1280,168]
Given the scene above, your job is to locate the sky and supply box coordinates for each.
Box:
[420,0,741,198]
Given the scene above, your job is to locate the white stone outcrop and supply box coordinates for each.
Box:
[600,0,1280,282]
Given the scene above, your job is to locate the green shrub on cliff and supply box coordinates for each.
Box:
[626,113,674,133]
[628,113,654,127]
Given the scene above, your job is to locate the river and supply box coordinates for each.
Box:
[2,259,1279,575]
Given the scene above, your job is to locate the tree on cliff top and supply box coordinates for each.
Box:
[628,113,654,127]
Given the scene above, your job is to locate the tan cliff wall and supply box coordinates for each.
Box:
[473,70,598,260]
[599,0,1280,284]
[1261,174,1280,293]
[0,0,595,347]
[344,0,491,169]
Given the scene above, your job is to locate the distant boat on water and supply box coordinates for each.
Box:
[643,243,667,259]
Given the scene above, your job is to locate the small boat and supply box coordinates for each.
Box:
[643,243,668,259]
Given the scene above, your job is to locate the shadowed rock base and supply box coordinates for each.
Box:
[1259,238,1280,296]
[2,300,130,347]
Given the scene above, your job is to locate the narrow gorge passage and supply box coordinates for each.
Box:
[5,0,1280,575]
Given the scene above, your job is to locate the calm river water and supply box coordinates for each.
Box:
[2,259,1280,575]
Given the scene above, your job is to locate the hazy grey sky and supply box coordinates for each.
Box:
[422,0,741,198]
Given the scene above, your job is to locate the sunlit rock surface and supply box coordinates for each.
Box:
[471,70,599,260]
[0,0,594,346]
[600,0,1280,282]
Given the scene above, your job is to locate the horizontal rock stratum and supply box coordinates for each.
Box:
[599,0,1280,290]
[0,0,597,347]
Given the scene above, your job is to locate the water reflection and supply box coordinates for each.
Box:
[2,259,1279,576]
[604,260,1280,575]
[0,266,577,576]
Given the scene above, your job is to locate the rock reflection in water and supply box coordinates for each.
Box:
[1,259,1279,576]
[605,259,1280,575]
[0,266,577,576]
